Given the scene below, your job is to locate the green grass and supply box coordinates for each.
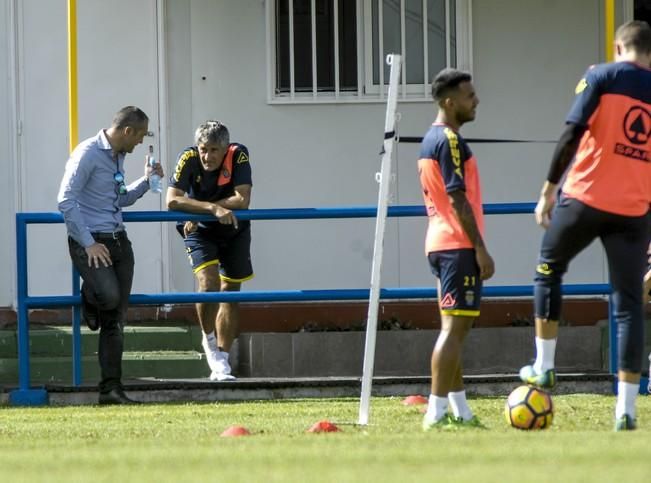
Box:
[0,395,650,482]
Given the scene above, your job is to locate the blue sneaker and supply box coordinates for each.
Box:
[614,414,636,431]
[519,365,556,389]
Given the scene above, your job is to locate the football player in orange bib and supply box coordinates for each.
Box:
[519,21,651,431]
[418,68,495,430]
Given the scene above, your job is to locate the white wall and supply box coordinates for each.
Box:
[401,0,609,288]
[12,0,163,298]
[0,0,621,307]
[165,0,610,296]
[165,0,195,293]
[17,0,70,299]
[468,0,607,286]
[164,0,401,291]
[75,0,163,295]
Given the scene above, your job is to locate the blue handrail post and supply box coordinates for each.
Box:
[72,268,82,386]
[9,214,48,405]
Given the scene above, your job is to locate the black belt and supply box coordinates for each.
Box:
[91,231,127,240]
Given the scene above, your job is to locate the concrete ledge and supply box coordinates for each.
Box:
[0,373,616,406]
[237,326,604,378]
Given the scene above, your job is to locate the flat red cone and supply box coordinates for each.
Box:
[402,395,428,406]
[307,420,340,433]
[220,425,251,437]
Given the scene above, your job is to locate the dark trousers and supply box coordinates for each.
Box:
[534,196,650,373]
[68,234,134,392]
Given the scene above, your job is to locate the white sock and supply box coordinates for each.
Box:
[615,381,638,419]
[425,394,448,423]
[202,331,218,351]
[448,390,473,421]
[533,337,556,373]
[221,351,229,361]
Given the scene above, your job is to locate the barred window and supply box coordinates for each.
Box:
[267,0,471,103]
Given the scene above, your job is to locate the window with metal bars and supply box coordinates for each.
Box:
[267,0,471,103]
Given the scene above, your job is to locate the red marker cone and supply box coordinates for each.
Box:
[307,420,340,433]
[220,425,251,437]
[402,395,428,406]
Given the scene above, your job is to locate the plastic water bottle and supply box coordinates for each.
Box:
[148,145,162,193]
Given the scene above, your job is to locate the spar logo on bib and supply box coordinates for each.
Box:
[615,105,651,162]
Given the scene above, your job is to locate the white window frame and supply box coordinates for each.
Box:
[266,0,472,104]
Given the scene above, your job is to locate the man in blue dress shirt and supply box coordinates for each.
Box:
[57,106,164,405]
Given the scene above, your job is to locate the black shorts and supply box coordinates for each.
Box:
[535,196,649,318]
[428,248,482,317]
[183,225,253,283]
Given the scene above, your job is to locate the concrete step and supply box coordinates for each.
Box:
[0,325,203,357]
[238,326,611,378]
[1,374,625,406]
[0,350,210,384]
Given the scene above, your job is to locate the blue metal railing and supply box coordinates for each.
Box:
[11,203,615,405]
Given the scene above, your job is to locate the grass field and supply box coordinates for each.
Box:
[0,394,649,482]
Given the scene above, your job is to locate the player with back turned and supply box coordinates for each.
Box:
[519,20,651,431]
[418,68,495,430]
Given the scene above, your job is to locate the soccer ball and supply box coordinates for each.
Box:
[504,385,553,430]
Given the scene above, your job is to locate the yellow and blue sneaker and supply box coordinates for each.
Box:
[519,365,556,389]
[449,415,487,429]
[422,413,454,431]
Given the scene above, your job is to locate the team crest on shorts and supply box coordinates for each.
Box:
[439,293,456,308]
[465,290,475,306]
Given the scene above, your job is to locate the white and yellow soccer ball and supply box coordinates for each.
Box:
[504,385,554,430]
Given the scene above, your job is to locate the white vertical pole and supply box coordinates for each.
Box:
[310,0,317,99]
[444,0,451,66]
[356,0,363,99]
[289,0,295,99]
[265,0,275,102]
[378,0,384,98]
[155,0,171,295]
[400,0,406,98]
[333,0,340,99]
[9,0,23,307]
[358,54,401,426]
[422,0,429,97]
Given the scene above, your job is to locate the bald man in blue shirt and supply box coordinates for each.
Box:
[57,106,164,405]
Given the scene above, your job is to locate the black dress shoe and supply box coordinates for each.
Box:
[98,388,141,405]
[81,291,100,331]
